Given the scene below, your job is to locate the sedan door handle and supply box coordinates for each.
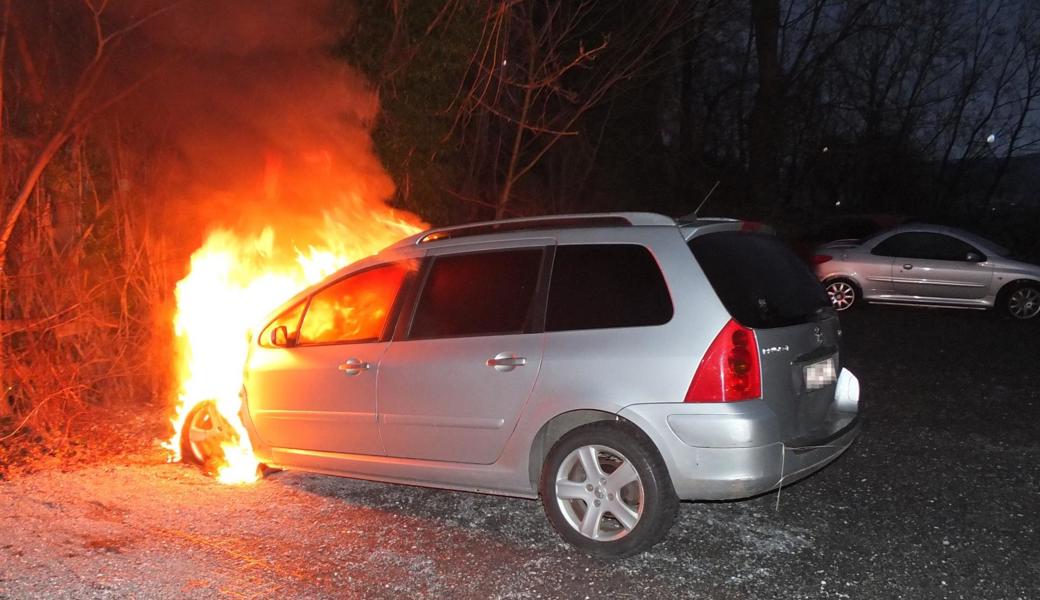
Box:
[338,358,371,376]
[903,264,913,270]
[487,352,527,372]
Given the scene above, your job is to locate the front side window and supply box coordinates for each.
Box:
[873,232,980,261]
[297,263,411,345]
[409,249,543,339]
[547,244,672,332]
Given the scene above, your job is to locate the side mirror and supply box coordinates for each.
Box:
[270,325,290,347]
[966,251,983,262]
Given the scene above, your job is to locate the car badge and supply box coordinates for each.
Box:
[813,326,823,345]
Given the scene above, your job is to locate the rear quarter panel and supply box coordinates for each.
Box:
[495,226,732,492]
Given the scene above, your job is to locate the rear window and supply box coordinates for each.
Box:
[688,232,830,328]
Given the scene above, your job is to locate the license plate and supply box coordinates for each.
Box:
[804,357,837,390]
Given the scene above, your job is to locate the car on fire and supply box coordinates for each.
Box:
[813,223,1040,320]
[183,212,861,558]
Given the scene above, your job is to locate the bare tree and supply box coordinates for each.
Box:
[0,0,177,429]
[451,0,695,218]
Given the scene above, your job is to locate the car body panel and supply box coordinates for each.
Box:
[378,332,545,464]
[891,258,992,302]
[754,315,843,444]
[245,341,388,456]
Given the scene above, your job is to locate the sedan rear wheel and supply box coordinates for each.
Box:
[1006,285,1040,320]
[540,422,678,558]
[825,279,858,311]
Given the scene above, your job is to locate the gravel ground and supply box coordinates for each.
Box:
[1,307,1038,599]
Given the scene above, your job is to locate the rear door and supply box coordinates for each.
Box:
[688,231,840,443]
[377,243,549,464]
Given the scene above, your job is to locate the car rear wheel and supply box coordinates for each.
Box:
[1005,284,1040,320]
[539,422,678,558]
[825,278,859,311]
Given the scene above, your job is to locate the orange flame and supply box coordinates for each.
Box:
[164,202,423,484]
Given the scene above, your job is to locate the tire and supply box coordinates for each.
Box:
[179,400,235,471]
[825,278,859,311]
[539,422,679,559]
[1002,283,1040,320]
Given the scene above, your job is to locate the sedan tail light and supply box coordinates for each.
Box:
[685,319,761,403]
[811,254,833,264]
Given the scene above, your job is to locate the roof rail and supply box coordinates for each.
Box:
[413,213,673,245]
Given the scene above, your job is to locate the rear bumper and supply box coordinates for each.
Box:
[618,400,860,500]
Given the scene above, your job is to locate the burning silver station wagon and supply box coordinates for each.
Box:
[186,212,861,558]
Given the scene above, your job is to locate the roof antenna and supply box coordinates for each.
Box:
[692,180,720,218]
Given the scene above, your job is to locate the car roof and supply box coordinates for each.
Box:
[385,212,770,252]
[385,212,676,250]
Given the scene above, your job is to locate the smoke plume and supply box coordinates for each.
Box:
[109,0,412,253]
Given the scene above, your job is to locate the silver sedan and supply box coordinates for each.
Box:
[813,224,1040,320]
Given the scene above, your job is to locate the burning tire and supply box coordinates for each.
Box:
[180,400,237,473]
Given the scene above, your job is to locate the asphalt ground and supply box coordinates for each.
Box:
[1,306,1037,599]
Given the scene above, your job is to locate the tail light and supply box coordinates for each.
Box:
[811,254,833,265]
[685,319,761,402]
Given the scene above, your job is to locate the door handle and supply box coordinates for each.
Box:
[903,264,913,270]
[487,352,527,372]
[338,358,371,376]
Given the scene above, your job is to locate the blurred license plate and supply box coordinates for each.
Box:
[804,357,837,390]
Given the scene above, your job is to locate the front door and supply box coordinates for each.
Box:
[884,233,992,301]
[246,262,414,456]
[378,245,548,464]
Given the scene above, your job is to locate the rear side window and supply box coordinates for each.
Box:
[688,232,829,329]
[547,244,672,331]
[409,249,542,339]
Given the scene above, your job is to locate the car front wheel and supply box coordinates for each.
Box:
[180,400,235,472]
[539,422,678,558]
[825,278,859,311]
[1005,284,1040,320]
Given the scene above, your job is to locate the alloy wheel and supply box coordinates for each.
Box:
[554,444,645,542]
[826,281,856,311]
[1008,287,1040,320]
[185,401,234,464]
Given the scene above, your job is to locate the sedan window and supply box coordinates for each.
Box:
[872,232,983,261]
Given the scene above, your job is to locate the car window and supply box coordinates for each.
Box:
[688,231,830,329]
[297,263,411,345]
[873,232,981,261]
[546,244,672,332]
[409,249,543,339]
[259,300,306,348]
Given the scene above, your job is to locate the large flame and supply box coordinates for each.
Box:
[164,199,423,484]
